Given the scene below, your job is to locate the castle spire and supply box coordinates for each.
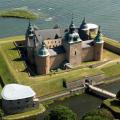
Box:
[94,26,103,43]
[80,17,87,29]
[98,26,101,35]
[82,17,86,25]
[69,14,76,33]
[26,19,34,35]
[28,19,31,27]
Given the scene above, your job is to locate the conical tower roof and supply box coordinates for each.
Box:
[26,20,34,35]
[64,16,82,43]
[38,42,49,57]
[94,26,104,43]
[69,17,76,33]
[80,17,88,30]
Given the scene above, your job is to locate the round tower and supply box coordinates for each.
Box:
[25,21,35,64]
[63,18,82,66]
[94,27,104,61]
[26,20,40,65]
[35,42,50,75]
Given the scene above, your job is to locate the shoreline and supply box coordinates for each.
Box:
[0,9,39,20]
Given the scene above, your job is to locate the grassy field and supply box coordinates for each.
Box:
[0,9,39,20]
[0,36,120,97]
[101,63,120,77]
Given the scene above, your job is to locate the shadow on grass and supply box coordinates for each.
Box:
[111,100,120,106]
[13,57,23,61]
[9,47,18,50]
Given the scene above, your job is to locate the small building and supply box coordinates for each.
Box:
[1,84,39,115]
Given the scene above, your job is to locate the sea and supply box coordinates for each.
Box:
[0,0,120,40]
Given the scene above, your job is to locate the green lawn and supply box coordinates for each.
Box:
[0,35,25,43]
[0,36,120,97]
[101,63,120,77]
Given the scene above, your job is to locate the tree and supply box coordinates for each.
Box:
[81,109,114,120]
[116,90,120,100]
[44,105,77,120]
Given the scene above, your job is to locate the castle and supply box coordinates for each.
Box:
[25,18,104,75]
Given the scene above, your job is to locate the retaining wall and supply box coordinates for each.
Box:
[104,42,120,55]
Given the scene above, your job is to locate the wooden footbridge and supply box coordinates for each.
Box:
[85,83,116,98]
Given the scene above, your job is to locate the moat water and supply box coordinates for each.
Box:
[38,81,120,119]
[0,0,120,41]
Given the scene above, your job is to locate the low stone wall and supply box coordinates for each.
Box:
[65,73,106,89]
[104,42,120,55]
[15,40,25,47]
[89,60,110,68]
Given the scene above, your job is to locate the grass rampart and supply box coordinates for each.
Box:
[0,36,120,97]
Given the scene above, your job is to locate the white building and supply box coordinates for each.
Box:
[1,84,39,114]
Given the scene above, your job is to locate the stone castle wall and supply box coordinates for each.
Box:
[35,56,50,74]
[94,43,104,61]
[104,42,120,55]
[81,47,94,62]
[50,53,65,69]
[63,42,82,66]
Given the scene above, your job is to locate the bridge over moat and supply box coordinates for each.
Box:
[85,83,116,99]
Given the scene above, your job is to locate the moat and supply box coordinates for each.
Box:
[39,80,120,119]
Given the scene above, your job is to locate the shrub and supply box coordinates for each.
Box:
[81,109,114,120]
[44,105,77,120]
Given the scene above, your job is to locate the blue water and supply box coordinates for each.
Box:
[0,0,120,40]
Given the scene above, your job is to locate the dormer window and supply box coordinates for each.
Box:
[55,34,59,39]
[73,37,78,41]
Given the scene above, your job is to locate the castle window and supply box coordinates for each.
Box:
[75,51,76,55]
[73,37,77,41]
[17,107,20,109]
[17,101,20,104]
[25,98,29,103]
